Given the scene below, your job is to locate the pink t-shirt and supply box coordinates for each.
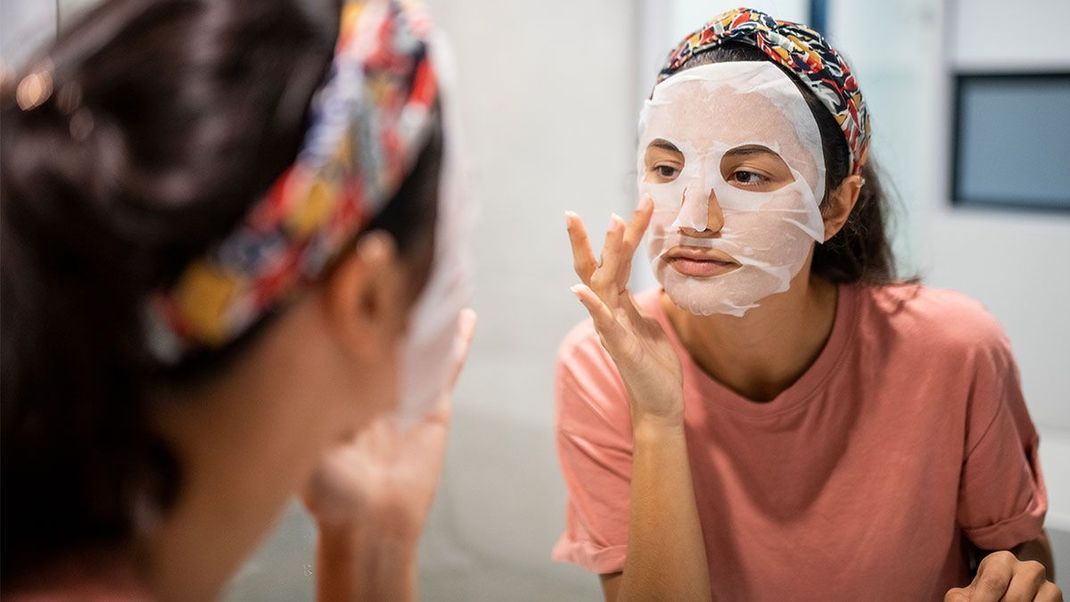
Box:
[553,283,1047,601]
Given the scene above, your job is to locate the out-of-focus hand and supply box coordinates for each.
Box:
[566,197,684,429]
[944,551,1063,602]
[302,309,477,543]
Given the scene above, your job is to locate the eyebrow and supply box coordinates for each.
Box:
[648,138,681,152]
[647,141,779,157]
[724,144,778,157]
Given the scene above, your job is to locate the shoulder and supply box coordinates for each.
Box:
[555,316,629,436]
[854,283,1026,442]
[558,316,603,372]
[556,316,623,403]
[857,282,1012,359]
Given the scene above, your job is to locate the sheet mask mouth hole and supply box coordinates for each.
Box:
[661,256,743,280]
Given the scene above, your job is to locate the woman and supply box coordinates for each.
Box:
[554,8,1060,601]
[1,0,473,599]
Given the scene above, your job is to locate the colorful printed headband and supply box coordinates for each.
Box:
[658,7,870,176]
[146,0,439,363]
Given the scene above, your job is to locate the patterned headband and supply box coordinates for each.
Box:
[147,0,439,363]
[658,7,870,176]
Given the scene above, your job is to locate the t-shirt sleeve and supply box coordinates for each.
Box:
[956,329,1047,551]
[552,334,633,575]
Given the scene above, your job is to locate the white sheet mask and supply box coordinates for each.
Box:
[638,61,827,316]
[395,34,475,426]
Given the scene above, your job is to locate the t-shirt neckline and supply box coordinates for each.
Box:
[648,282,860,418]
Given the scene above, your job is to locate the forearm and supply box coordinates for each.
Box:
[616,418,712,602]
[315,524,418,602]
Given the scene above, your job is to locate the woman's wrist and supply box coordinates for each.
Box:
[317,514,422,552]
[629,388,686,433]
[631,411,686,439]
[623,379,686,433]
[316,521,419,601]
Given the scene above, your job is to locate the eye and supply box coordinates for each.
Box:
[731,169,768,187]
[654,165,679,179]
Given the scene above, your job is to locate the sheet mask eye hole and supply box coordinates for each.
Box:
[730,170,765,186]
[644,138,685,183]
[655,165,679,179]
[719,145,795,192]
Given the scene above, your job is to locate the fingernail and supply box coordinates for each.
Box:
[564,211,576,228]
[569,284,583,294]
[610,213,625,230]
[459,308,478,330]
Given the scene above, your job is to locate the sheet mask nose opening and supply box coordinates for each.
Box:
[672,183,712,232]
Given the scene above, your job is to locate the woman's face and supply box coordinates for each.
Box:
[637,61,827,316]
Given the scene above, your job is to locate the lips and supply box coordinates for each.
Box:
[665,246,740,278]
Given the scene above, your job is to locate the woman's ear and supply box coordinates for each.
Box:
[822,174,863,241]
[320,231,407,361]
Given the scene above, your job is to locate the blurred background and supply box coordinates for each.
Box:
[3,0,1068,599]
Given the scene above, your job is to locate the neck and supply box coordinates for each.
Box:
[662,267,839,402]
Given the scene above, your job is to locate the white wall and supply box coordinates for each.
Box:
[0,0,55,70]
[0,0,99,70]
[410,1,638,598]
[948,0,1070,73]
[670,0,807,41]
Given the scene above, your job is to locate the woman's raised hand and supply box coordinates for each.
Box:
[566,197,685,428]
[302,309,477,542]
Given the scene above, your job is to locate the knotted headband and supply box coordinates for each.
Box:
[658,7,870,176]
[147,0,439,363]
